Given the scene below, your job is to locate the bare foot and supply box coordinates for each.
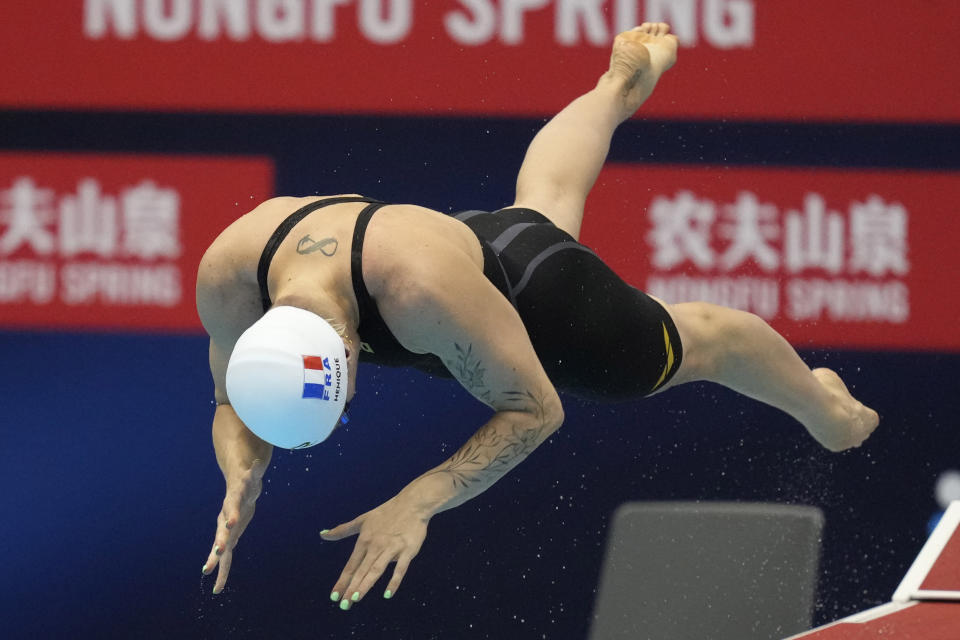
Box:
[605,23,679,118]
[807,368,880,452]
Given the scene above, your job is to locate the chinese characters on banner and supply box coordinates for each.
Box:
[0,1,957,122]
[581,166,960,351]
[0,154,274,331]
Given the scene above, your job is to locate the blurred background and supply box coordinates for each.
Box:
[1,1,959,638]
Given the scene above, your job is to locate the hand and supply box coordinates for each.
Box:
[201,465,264,594]
[321,496,429,610]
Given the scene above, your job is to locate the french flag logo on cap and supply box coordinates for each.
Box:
[302,356,332,400]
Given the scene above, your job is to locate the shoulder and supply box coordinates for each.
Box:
[196,198,293,343]
[362,205,484,291]
[196,253,262,347]
[197,195,318,288]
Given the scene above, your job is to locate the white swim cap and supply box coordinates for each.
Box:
[226,306,348,449]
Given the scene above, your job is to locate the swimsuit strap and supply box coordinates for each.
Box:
[350,202,390,327]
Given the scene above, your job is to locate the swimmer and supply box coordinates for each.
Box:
[197,24,879,609]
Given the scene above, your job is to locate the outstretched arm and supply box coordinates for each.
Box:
[196,249,273,595]
[200,341,273,595]
[320,244,564,608]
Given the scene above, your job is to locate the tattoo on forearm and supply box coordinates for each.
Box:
[429,390,550,490]
[296,234,338,256]
[443,342,492,403]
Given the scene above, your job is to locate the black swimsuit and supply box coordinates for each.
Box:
[258,197,682,401]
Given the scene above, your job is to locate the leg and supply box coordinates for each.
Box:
[512,23,677,240]
[660,302,879,452]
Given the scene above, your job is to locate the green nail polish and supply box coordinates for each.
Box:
[330,591,340,602]
[340,599,351,611]
[212,587,220,595]
[383,590,393,599]
[320,529,330,535]
[351,592,360,602]
[202,564,208,574]
[214,545,221,555]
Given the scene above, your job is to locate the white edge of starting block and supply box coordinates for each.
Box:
[843,600,917,622]
[892,500,960,603]
[781,602,918,639]
[785,501,960,639]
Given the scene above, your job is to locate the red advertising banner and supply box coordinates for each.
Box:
[0,154,274,331]
[0,1,957,122]
[580,166,960,351]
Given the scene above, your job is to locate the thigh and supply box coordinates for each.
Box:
[457,208,684,400]
[510,241,682,401]
[647,300,729,393]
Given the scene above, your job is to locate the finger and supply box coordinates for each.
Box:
[202,511,230,575]
[320,517,363,541]
[204,495,251,567]
[330,543,368,605]
[383,552,415,600]
[203,542,222,576]
[213,549,233,595]
[348,546,398,603]
[226,508,255,543]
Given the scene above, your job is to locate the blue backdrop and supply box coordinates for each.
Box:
[1,111,959,639]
